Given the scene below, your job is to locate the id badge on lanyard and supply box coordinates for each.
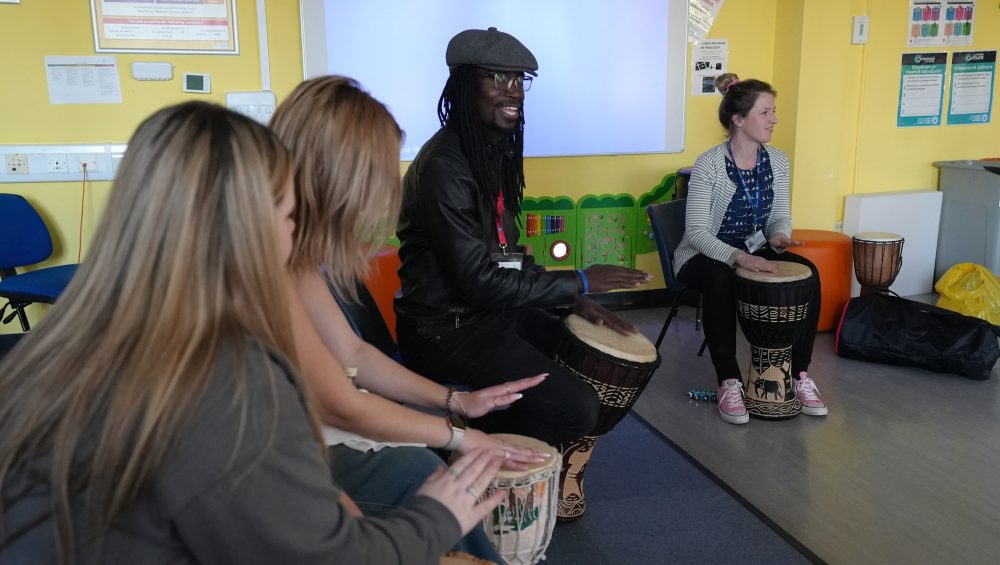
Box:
[490,193,523,270]
[728,141,765,253]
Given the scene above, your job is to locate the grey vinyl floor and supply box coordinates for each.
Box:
[622,297,1000,565]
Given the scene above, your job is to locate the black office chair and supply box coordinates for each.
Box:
[329,279,402,364]
[646,199,707,354]
[0,194,78,332]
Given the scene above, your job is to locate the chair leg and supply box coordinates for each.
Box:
[695,295,704,331]
[1,301,30,332]
[655,294,684,349]
[697,338,708,357]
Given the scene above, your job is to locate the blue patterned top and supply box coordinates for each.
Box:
[716,147,774,250]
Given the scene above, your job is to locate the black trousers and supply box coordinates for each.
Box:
[678,248,821,385]
[397,308,600,446]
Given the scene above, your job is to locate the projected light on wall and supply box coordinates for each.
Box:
[301,0,688,159]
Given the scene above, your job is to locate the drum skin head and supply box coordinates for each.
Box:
[490,434,561,479]
[736,260,811,283]
[563,314,658,364]
[853,231,903,242]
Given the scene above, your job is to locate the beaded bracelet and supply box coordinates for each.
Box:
[444,387,458,414]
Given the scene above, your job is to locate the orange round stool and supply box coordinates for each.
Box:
[363,245,401,342]
[786,229,852,332]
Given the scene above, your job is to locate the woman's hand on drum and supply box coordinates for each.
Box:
[416,449,506,534]
[582,264,652,293]
[459,428,552,471]
[770,233,803,251]
[454,374,547,418]
[735,251,777,274]
[574,296,638,336]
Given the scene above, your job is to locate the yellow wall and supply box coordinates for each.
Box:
[2,0,999,332]
[0,0,303,331]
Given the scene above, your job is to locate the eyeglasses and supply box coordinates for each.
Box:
[478,71,533,92]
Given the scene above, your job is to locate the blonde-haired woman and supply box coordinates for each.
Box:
[0,101,503,564]
[270,76,548,561]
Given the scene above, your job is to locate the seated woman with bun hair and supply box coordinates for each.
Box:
[672,73,829,426]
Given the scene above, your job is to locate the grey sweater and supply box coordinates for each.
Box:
[1,340,461,564]
[673,142,792,275]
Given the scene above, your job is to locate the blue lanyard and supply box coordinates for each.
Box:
[726,140,763,231]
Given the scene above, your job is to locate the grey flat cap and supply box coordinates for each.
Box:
[446,27,538,76]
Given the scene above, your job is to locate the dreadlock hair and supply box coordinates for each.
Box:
[437,65,526,218]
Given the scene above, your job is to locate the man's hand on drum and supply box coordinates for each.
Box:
[574,295,639,336]
[417,449,506,534]
[770,233,803,251]
[582,264,652,293]
[735,252,778,273]
[458,429,552,471]
[453,374,547,418]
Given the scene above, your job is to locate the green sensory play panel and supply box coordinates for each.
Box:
[519,196,578,268]
[577,194,637,268]
[636,172,678,255]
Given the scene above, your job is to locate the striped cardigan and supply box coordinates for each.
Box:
[673,142,792,276]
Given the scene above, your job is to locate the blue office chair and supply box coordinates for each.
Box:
[646,199,707,354]
[0,194,78,332]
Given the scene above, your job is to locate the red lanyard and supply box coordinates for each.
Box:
[495,193,507,252]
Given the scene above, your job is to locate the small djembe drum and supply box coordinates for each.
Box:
[479,434,561,565]
[734,261,813,419]
[553,314,661,520]
[852,232,904,295]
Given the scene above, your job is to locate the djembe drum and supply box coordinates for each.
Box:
[479,434,561,565]
[852,232,904,295]
[553,314,661,520]
[734,261,813,419]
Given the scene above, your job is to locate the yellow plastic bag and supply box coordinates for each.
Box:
[934,263,1000,326]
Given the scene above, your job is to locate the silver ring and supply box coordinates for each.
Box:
[505,450,511,459]
[505,383,511,394]
[465,486,478,498]
[447,467,459,477]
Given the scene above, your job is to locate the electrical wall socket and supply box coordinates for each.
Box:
[834,220,844,233]
[46,153,70,173]
[5,153,29,174]
[74,153,100,173]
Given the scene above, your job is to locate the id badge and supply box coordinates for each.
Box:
[490,252,523,270]
[745,230,767,254]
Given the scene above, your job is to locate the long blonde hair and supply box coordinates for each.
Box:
[0,101,297,562]
[269,75,403,299]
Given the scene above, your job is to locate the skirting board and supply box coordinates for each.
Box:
[844,190,943,296]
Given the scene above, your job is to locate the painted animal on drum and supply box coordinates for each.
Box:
[753,376,784,400]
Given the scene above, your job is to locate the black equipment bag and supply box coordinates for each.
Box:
[835,293,1000,380]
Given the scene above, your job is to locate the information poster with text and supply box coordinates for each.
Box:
[898,53,946,127]
[907,1,974,47]
[90,0,238,54]
[947,50,995,125]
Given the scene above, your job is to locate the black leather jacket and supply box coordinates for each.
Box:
[395,127,579,326]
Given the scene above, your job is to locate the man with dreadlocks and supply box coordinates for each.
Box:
[395,27,651,475]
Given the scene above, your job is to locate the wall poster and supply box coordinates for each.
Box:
[897,53,947,127]
[90,0,238,54]
[947,50,995,125]
[907,1,975,47]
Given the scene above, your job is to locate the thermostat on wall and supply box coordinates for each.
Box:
[184,73,211,94]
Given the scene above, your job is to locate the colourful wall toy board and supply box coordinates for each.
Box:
[520,196,578,268]
[518,172,679,270]
[636,172,678,255]
[578,194,637,268]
